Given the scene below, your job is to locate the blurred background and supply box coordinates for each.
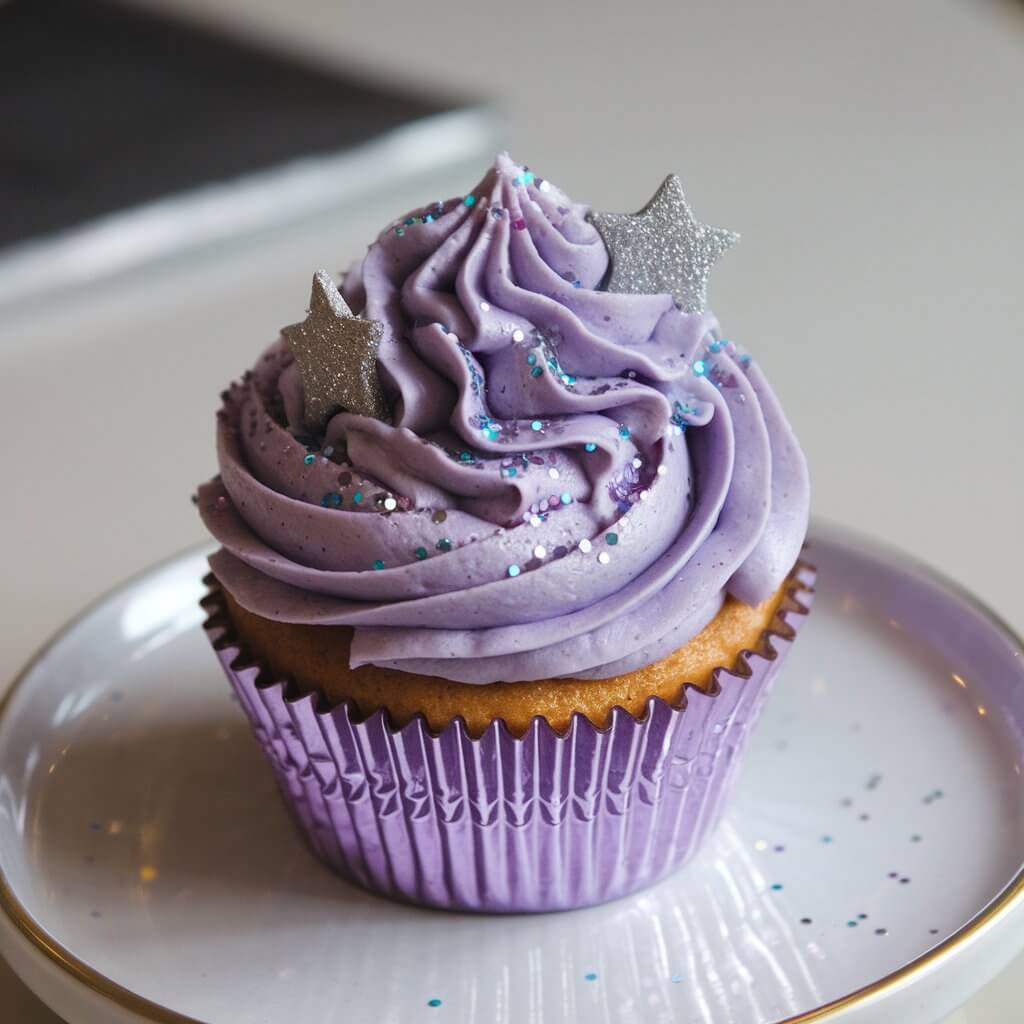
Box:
[1,0,1021,1020]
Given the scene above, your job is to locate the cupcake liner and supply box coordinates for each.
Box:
[202,563,815,913]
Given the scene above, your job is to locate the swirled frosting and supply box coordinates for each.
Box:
[198,154,809,683]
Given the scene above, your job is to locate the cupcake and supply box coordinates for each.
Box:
[199,154,812,912]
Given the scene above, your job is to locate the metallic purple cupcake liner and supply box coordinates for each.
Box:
[201,564,814,913]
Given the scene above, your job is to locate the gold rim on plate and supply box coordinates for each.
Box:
[0,527,1021,1024]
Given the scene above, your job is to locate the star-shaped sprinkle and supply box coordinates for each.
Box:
[589,175,738,314]
[281,270,388,431]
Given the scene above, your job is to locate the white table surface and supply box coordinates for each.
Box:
[1,0,1021,1020]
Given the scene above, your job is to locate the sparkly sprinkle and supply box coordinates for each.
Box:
[597,551,611,565]
[618,424,631,439]
[606,532,618,545]
[372,559,385,570]
[533,545,547,559]
[531,366,543,378]
[579,538,593,553]
[531,420,543,431]
[383,497,398,511]
[692,359,707,377]
[463,194,476,207]
[432,510,447,523]
[560,492,572,505]
[303,454,316,465]
[436,538,453,552]
[352,491,363,504]
[480,301,490,311]
[770,883,783,891]
[427,998,442,1008]
[507,564,521,577]
[414,547,428,560]
[584,972,597,982]
[526,353,537,365]
[512,329,525,343]
[584,442,597,452]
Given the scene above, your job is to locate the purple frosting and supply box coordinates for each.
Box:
[198,154,809,684]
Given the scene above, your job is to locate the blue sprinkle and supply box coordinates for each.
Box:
[618,425,631,439]
[531,420,543,431]
[458,451,473,462]
[584,972,597,981]
[740,354,752,367]
[560,492,572,505]
[671,974,683,984]
[771,883,783,891]
[531,366,543,378]
[584,442,597,452]
[463,194,476,207]
[507,564,521,578]
[821,835,833,844]
[303,454,316,465]
[526,353,537,365]
[606,532,618,545]
[394,227,405,236]
[352,491,363,504]
[523,170,535,184]
[427,998,442,1008]
[504,466,518,477]
[692,359,707,377]
[404,217,416,226]
[372,559,385,571]
[424,214,434,223]
[485,428,500,440]
[572,280,581,288]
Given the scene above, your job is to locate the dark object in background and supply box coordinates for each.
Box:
[0,0,493,305]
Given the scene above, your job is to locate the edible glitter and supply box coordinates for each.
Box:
[533,545,547,559]
[606,532,618,545]
[579,538,592,553]
[373,559,385,571]
[436,538,453,552]
[303,454,316,465]
[618,424,631,439]
[597,551,611,565]
[463,195,476,207]
[352,491,363,504]
[512,329,525,343]
[584,442,597,452]
[531,420,543,431]
[414,547,428,560]
[507,564,521,578]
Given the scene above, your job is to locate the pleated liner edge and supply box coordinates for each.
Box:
[201,562,815,912]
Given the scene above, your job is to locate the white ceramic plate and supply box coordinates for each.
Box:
[1,523,1023,1024]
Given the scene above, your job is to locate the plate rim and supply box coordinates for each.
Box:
[1,519,1021,1024]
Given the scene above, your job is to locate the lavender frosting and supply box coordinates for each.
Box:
[198,155,809,684]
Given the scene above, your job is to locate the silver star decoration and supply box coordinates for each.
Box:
[281,270,388,431]
[589,175,739,314]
